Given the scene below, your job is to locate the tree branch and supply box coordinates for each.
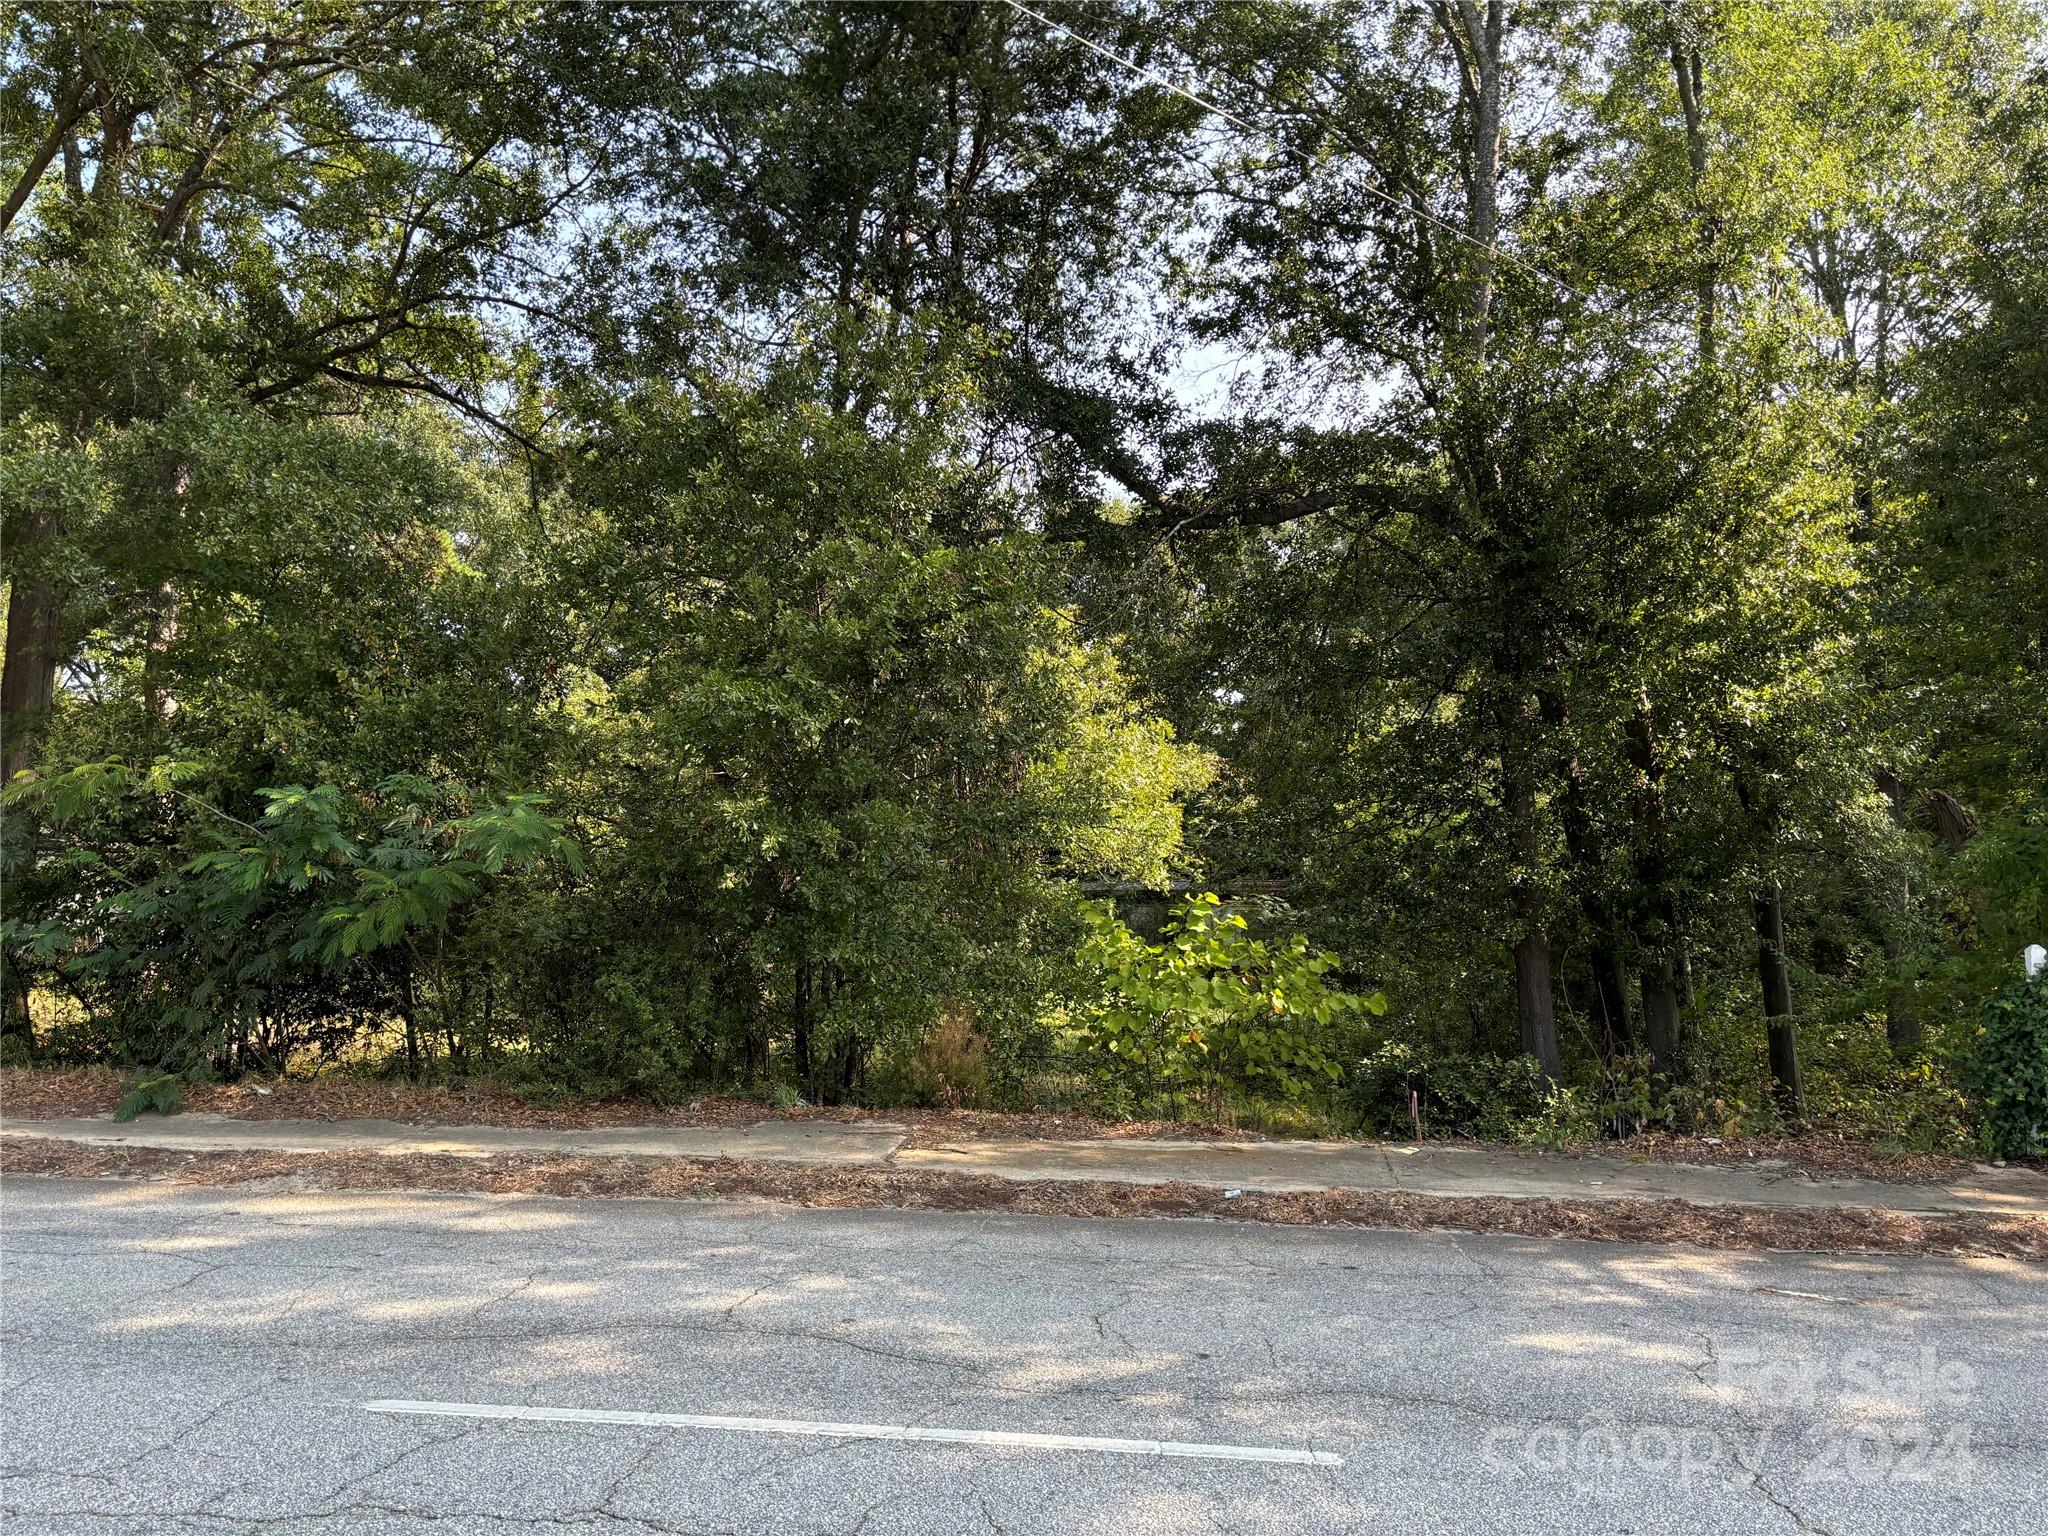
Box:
[2,75,90,234]
[317,363,540,454]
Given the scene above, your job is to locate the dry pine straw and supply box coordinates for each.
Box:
[4,1136,2041,1262]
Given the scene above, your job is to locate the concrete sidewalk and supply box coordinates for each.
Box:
[4,1112,2042,1220]
[0,1113,905,1166]
[894,1136,2046,1217]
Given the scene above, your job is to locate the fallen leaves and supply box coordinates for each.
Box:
[4,1134,2041,1261]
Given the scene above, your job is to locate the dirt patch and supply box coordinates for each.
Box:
[4,1134,2040,1261]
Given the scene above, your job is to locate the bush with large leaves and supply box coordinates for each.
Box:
[2,761,579,1075]
[1076,895,1386,1120]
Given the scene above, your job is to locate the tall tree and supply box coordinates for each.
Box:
[2,0,586,776]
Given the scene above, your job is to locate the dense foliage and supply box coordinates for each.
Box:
[1964,977,2048,1158]
[1075,895,1385,1119]
[3,1,2042,1146]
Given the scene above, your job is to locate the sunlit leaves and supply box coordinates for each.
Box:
[1075,896,1386,1115]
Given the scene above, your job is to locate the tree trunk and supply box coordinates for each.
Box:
[1873,769,1981,1056]
[1590,945,1633,1060]
[831,1032,865,1106]
[2,990,31,1054]
[1503,699,1563,1081]
[792,966,814,1100]
[400,967,422,1081]
[1925,789,1976,851]
[1514,930,1560,1082]
[1872,769,1922,1055]
[1438,0,1555,1081]
[1,574,63,781]
[742,1017,768,1086]
[1466,5,1502,359]
[1435,0,1505,359]
[1661,21,1717,1076]
[1624,695,1684,1070]
[1668,28,1718,364]
[0,564,63,1052]
[1543,689,1633,1059]
[1640,958,1682,1068]
[1754,877,1803,1115]
[0,76,88,235]
[1884,975,1921,1056]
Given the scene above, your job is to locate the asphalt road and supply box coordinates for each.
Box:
[1,1178,2041,1535]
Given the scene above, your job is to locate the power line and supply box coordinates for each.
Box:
[1000,0,1570,294]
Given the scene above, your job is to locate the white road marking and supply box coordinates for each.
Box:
[363,1400,1341,1467]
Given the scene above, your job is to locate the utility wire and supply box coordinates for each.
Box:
[1000,0,1570,294]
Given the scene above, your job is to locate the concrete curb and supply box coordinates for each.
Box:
[892,1137,2046,1218]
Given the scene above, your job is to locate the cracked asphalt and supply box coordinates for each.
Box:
[1,1178,2041,1534]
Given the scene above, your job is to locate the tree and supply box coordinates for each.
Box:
[4,1,2038,1149]
[536,322,1213,1097]
[2,0,588,775]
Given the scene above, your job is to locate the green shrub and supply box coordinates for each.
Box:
[1795,1016,1973,1153]
[1961,975,2048,1159]
[1508,1082,1607,1149]
[1074,895,1385,1120]
[860,1009,990,1109]
[113,1070,186,1121]
[3,762,582,1080]
[1348,1040,1555,1139]
[505,954,727,1103]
